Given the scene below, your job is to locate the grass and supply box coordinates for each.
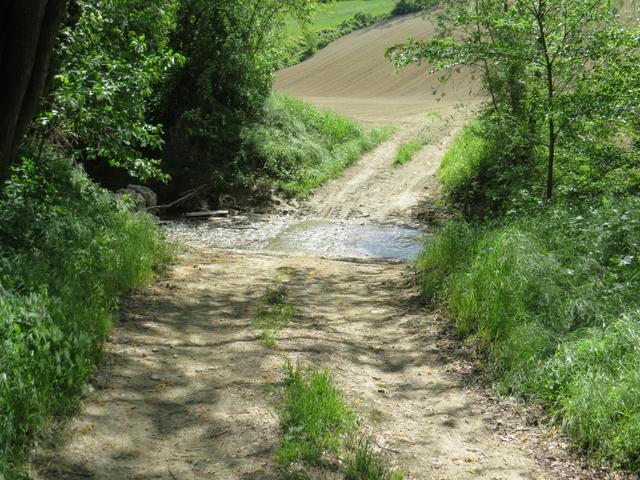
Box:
[243,93,393,198]
[253,282,295,348]
[393,137,429,165]
[419,122,640,470]
[285,0,397,36]
[438,120,491,200]
[344,437,404,480]
[278,361,355,466]
[0,156,169,477]
[276,361,403,478]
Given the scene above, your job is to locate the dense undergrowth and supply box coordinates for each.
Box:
[242,94,392,198]
[419,123,640,469]
[0,156,168,477]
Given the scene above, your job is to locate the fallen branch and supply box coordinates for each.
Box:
[184,210,229,218]
[155,184,209,210]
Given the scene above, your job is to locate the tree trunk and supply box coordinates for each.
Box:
[546,117,555,200]
[0,0,67,179]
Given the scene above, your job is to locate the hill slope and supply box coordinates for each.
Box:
[275,14,481,124]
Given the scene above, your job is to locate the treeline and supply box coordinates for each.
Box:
[388,0,640,470]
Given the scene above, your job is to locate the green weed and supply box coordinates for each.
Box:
[253,282,295,348]
[393,137,429,165]
[438,121,491,200]
[345,437,404,480]
[278,361,355,466]
[276,361,404,478]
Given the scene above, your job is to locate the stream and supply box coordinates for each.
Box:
[164,215,425,262]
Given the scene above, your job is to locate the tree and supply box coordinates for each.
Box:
[157,0,313,193]
[0,0,68,179]
[387,0,634,199]
[35,0,182,182]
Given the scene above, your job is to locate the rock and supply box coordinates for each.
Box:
[150,374,161,381]
[127,184,158,213]
[114,188,146,211]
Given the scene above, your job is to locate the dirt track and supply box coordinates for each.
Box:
[30,14,619,480]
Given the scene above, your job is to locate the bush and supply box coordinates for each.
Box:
[0,155,168,476]
[391,0,422,16]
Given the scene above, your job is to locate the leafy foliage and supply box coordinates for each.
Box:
[36,0,183,181]
[387,0,639,202]
[158,0,313,193]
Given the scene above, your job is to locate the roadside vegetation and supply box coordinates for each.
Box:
[253,282,295,348]
[0,156,169,477]
[244,94,392,198]
[389,0,640,470]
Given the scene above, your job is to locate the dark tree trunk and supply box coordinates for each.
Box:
[0,0,67,179]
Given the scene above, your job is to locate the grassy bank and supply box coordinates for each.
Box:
[419,125,640,469]
[285,0,397,36]
[242,93,392,198]
[0,157,168,477]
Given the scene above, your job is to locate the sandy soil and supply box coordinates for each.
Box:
[32,252,547,480]
[303,106,473,222]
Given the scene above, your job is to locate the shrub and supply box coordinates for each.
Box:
[391,0,422,16]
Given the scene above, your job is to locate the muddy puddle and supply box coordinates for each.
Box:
[164,216,424,262]
[265,219,423,261]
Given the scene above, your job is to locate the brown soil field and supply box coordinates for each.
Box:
[275,14,481,125]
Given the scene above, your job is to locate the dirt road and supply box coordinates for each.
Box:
[33,251,553,480]
[31,14,606,480]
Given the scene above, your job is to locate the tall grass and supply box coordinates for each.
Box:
[0,156,168,477]
[242,94,392,198]
[420,122,640,469]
